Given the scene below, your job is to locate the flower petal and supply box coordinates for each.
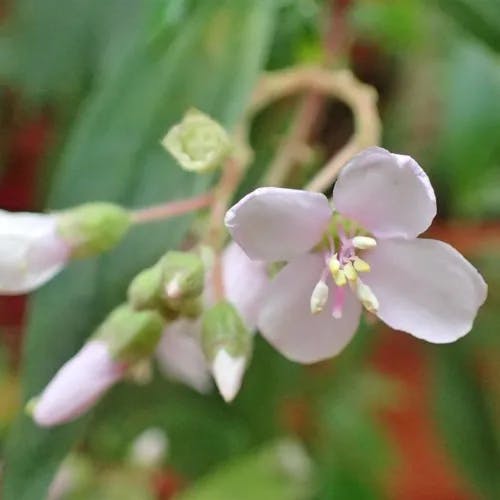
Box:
[33,340,125,427]
[225,187,331,261]
[0,211,70,294]
[332,147,436,239]
[363,238,487,343]
[156,320,212,393]
[258,253,361,363]
[221,242,269,329]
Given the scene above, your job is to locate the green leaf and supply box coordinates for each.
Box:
[432,345,500,499]
[2,2,277,499]
[175,439,313,500]
[434,0,500,52]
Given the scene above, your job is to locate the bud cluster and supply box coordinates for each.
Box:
[29,249,207,427]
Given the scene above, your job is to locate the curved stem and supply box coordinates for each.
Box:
[240,66,381,192]
[131,192,213,224]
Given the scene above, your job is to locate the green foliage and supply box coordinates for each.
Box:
[434,0,500,52]
[2,2,277,499]
[176,439,313,500]
[432,344,500,499]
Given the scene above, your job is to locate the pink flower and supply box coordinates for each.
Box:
[225,147,487,363]
[0,211,70,294]
[32,340,126,427]
[156,242,269,400]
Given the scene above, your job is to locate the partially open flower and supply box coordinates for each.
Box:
[162,108,231,173]
[30,306,164,427]
[0,211,70,294]
[156,242,269,399]
[0,202,131,295]
[225,147,487,363]
[201,301,252,403]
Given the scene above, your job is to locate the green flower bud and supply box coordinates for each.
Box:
[161,251,204,302]
[201,301,252,402]
[162,108,231,173]
[94,305,164,364]
[201,301,252,362]
[177,296,203,319]
[57,202,131,258]
[127,264,164,311]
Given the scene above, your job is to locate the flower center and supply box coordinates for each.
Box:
[309,217,379,318]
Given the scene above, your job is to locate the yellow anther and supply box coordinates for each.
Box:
[352,236,377,250]
[353,257,370,273]
[328,255,341,275]
[310,280,329,314]
[343,261,357,282]
[333,269,347,287]
[356,280,379,313]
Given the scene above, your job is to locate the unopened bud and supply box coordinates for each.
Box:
[95,305,164,364]
[201,301,252,402]
[57,202,131,258]
[127,264,163,311]
[352,236,377,250]
[162,251,204,301]
[30,340,125,427]
[310,280,329,314]
[162,108,231,173]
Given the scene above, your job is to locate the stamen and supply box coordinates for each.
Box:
[332,269,347,287]
[352,236,377,250]
[352,257,370,273]
[343,261,357,282]
[355,280,379,313]
[310,280,329,314]
[328,255,340,275]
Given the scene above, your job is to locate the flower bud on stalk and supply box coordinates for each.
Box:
[201,301,252,402]
[0,203,131,295]
[30,305,164,427]
[128,251,205,320]
[161,108,231,173]
[57,202,131,258]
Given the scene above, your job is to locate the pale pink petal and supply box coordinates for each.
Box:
[332,147,436,239]
[33,340,125,427]
[221,242,269,329]
[156,320,211,393]
[0,211,70,294]
[225,187,331,261]
[363,238,487,343]
[258,253,361,363]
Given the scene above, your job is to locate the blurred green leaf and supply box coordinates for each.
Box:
[434,0,500,52]
[434,41,500,217]
[350,0,424,50]
[433,344,500,499]
[2,2,277,499]
[0,0,146,104]
[175,439,313,500]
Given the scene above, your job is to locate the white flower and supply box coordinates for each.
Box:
[225,147,487,363]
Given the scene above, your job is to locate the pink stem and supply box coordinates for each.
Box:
[131,192,213,224]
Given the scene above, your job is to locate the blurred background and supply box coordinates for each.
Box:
[0,0,499,498]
